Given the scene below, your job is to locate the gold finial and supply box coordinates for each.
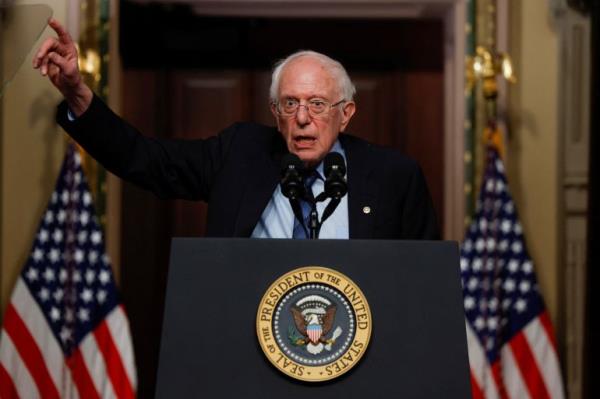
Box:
[466,46,517,98]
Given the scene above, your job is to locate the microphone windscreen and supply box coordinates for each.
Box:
[281,153,303,176]
[324,152,346,177]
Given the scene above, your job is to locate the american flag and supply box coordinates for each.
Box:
[461,146,564,399]
[0,145,136,398]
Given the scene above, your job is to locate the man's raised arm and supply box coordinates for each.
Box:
[33,18,93,116]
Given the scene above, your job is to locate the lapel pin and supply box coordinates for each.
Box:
[362,206,371,214]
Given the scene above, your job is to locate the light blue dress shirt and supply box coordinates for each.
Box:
[251,140,349,239]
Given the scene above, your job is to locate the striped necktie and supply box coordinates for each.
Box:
[292,171,320,239]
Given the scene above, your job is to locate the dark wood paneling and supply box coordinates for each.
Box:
[350,73,394,146]
[168,71,249,237]
[395,72,445,227]
[250,70,275,126]
[169,71,250,138]
[120,69,171,399]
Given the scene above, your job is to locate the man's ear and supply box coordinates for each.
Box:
[270,102,281,130]
[339,101,356,132]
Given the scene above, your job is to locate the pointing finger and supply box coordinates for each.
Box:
[48,18,74,45]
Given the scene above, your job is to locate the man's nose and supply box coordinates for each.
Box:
[295,105,311,126]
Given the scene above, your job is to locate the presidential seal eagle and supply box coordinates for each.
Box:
[289,294,342,355]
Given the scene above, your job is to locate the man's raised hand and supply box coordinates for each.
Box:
[33,18,92,116]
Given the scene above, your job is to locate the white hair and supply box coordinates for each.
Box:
[269,50,356,103]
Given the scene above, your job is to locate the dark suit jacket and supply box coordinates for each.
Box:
[57,96,439,239]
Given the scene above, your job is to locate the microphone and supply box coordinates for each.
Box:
[280,153,305,200]
[324,152,347,200]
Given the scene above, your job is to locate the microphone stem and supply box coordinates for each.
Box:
[309,206,319,239]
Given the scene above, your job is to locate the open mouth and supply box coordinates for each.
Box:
[294,135,317,144]
[293,136,317,150]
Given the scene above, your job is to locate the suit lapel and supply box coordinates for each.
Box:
[340,135,377,239]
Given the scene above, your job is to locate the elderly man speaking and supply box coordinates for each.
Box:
[34,19,438,240]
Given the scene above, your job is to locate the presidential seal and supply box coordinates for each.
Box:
[256,267,372,382]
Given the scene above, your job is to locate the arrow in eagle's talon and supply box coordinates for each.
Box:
[324,326,343,351]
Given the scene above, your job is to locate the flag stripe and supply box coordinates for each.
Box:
[59,370,81,399]
[0,353,21,399]
[491,360,509,399]
[465,322,486,382]
[0,330,40,399]
[106,305,137,389]
[538,312,558,349]
[500,345,531,399]
[3,304,60,399]
[523,317,564,399]
[79,332,117,399]
[93,320,136,399]
[470,370,485,399]
[67,347,101,399]
[465,322,500,399]
[11,278,66,391]
[508,331,550,399]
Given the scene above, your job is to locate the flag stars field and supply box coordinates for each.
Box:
[81,288,93,303]
[39,288,50,302]
[465,296,476,310]
[99,270,111,285]
[50,307,61,322]
[85,269,96,283]
[75,249,85,263]
[48,248,60,263]
[26,267,38,281]
[38,229,49,243]
[472,258,483,271]
[501,219,512,233]
[33,248,44,262]
[64,308,74,323]
[91,230,102,244]
[78,230,88,244]
[61,189,69,204]
[60,327,72,343]
[53,288,64,302]
[57,209,66,223]
[503,278,516,292]
[43,268,55,282]
[89,250,99,264]
[52,229,63,243]
[515,299,527,313]
[45,211,54,224]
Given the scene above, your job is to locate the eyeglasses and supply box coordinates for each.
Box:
[275,98,346,117]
